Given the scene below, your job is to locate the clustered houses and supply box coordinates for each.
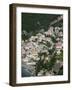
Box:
[55,27,63,54]
[21,23,63,76]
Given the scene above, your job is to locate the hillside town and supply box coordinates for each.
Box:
[21,15,63,77]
